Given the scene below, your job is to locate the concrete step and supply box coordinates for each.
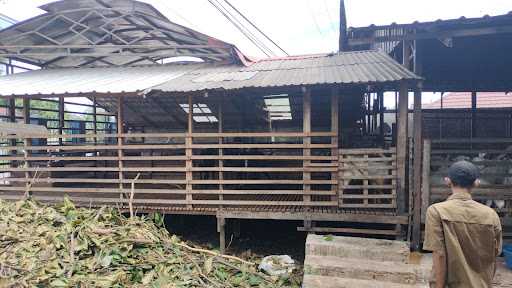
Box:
[305,234,410,263]
[303,275,429,288]
[304,255,430,285]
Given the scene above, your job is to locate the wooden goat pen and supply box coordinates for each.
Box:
[421,138,512,241]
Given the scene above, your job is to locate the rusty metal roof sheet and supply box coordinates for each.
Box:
[0,50,419,97]
[152,50,420,92]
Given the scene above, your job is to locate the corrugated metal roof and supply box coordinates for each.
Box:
[152,50,420,92]
[0,50,420,97]
[0,65,202,96]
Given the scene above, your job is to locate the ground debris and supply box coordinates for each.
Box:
[0,197,293,287]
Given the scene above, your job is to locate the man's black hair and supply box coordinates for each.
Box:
[447,160,480,188]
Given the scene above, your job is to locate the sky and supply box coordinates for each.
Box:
[1,0,512,106]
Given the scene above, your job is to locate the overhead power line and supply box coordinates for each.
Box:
[222,0,289,56]
[207,0,275,57]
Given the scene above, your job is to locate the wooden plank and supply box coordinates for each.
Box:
[421,139,431,223]
[339,175,396,180]
[339,148,396,154]
[58,96,64,146]
[412,88,423,250]
[340,194,395,199]
[432,138,512,144]
[190,167,337,172]
[396,81,409,215]
[116,96,124,195]
[331,87,339,206]
[219,210,409,224]
[339,203,396,209]
[339,156,396,162]
[186,94,193,209]
[2,178,187,184]
[303,87,312,216]
[297,226,398,236]
[431,149,511,154]
[340,184,395,189]
[0,122,48,137]
[23,98,31,195]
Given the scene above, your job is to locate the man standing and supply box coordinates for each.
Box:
[423,161,502,288]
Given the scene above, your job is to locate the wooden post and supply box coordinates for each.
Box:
[217,216,226,254]
[117,96,124,197]
[471,91,477,139]
[378,91,385,146]
[396,81,409,216]
[93,95,98,145]
[303,87,312,228]
[412,87,423,250]
[331,87,339,206]
[23,99,31,195]
[186,95,193,209]
[421,139,431,224]
[218,93,224,209]
[58,96,64,145]
[8,97,16,167]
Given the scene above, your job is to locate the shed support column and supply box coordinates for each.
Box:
[378,91,385,146]
[58,96,64,145]
[117,96,124,197]
[217,216,226,254]
[303,87,312,228]
[186,95,193,209]
[93,95,98,145]
[8,98,16,167]
[396,82,409,218]
[23,99,31,195]
[471,91,477,139]
[331,87,339,206]
[218,93,224,210]
[412,87,423,250]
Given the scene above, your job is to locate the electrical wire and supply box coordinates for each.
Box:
[208,0,275,57]
[222,0,289,56]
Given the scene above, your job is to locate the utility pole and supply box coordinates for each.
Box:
[339,0,348,51]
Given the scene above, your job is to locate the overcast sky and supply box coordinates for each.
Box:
[1,0,511,106]
[2,0,511,57]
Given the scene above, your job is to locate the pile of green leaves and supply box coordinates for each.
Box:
[0,198,290,287]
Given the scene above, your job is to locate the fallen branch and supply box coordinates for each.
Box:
[174,242,255,266]
[129,173,141,218]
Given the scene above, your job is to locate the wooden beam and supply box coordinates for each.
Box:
[8,97,16,166]
[412,87,423,250]
[217,217,226,254]
[331,87,339,206]
[396,82,409,216]
[347,25,512,46]
[93,95,98,145]
[378,91,385,145]
[58,96,64,146]
[218,93,224,209]
[117,96,124,194]
[421,139,431,224]
[186,94,193,209]
[303,87,312,226]
[471,91,477,139]
[22,98,30,195]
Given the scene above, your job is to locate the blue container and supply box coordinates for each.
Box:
[504,244,512,269]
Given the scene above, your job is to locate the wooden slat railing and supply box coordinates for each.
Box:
[338,148,398,211]
[0,132,338,211]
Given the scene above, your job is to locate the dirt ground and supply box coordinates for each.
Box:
[164,215,305,286]
[163,215,512,287]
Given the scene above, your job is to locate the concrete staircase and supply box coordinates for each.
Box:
[303,235,431,288]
